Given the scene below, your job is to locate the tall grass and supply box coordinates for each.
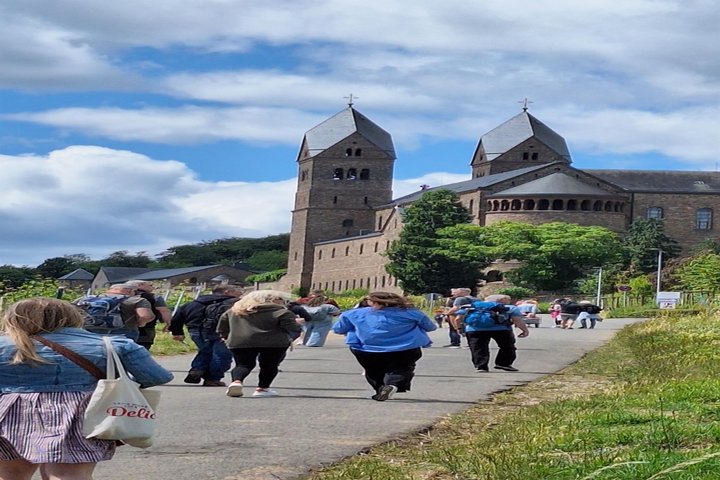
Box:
[306,313,720,479]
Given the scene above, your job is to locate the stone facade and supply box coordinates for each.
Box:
[278,107,720,295]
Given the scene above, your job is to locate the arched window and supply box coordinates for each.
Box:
[360,169,370,180]
[697,208,712,230]
[359,278,363,288]
[374,242,379,252]
[647,207,663,219]
[342,219,354,228]
[523,152,529,160]
[355,148,362,156]
[552,199,564,210]
[359,244,364,254]
[567,199,577,211]
[331,281,335,292]
[318,250,322,260]
[581,200,591,211]
[301,170,307,181]
[347,168,357,180]
[293,251,297,261]
[381,276,386,287]
[604,201,613,212]
[333,168,343,180]
[352,279,356,289]
[345,246,350,256]
[331,248,335,258]
[511,199,521,210]
[500,200,510,211]
[523,199,535,210]
[345,148,352,157]
[531,152,539,160]
[468,199,474,214]
[333,196,337,204]
[538,199,549,210]
[378,216,383,230]
[593,200,603,211]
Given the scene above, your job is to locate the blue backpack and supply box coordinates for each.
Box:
[75,295,128,330]
[463,301,511,329]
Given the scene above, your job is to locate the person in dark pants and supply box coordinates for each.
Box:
[169,284,244,387]
[444,288,474,348]
[332,292,437,401]
[458,294,529,372]
[125,280,172,351]
[217,290,302,398]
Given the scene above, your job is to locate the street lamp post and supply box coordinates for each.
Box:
[595,267,603,306]
[653,249,664,301]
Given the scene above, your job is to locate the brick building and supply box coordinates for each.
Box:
[277,106,720,294]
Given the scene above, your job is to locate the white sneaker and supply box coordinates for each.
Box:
[252,388,279,397]
[373,385,397,402]
[226,381,243,397]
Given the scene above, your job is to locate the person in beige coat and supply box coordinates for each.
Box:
[217,290,302,398]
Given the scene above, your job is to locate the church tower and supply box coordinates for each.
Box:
[282,106,396,293]
[470,109,572,177]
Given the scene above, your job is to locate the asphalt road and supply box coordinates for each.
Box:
[86,317,639,480]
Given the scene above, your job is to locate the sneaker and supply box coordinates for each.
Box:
[184,370,204,384]
[443,345,461,349]
[476,367,489,372]
[252,388,279,398]
[494,365,519,372]
[225,381,244,397]
[579,326,587,329]
[203,380,226,387]
[374,385,397,402]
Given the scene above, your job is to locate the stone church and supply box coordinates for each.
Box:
[277,106,720,294]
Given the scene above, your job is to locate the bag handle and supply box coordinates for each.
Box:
[102,336,130,380]
[33,335,105,380]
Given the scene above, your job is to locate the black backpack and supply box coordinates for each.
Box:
[201,298,237,331]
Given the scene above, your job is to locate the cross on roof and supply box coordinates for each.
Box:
[344,93,358,107]
[518,97,534,111]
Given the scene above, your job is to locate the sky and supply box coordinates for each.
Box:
[1,1,718,267]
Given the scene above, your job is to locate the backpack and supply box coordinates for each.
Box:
[201,299,237,331]
[76,295,128,330]
[584,304,602,314]
[463,301,511,329]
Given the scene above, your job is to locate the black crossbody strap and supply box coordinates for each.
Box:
[32,335,105,380]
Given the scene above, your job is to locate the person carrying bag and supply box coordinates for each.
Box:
[0,298,173,480]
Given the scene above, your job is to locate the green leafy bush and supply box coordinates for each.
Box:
[496,286,534,300]
[245,269,287,283]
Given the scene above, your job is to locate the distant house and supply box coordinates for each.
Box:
[58,268,95,290]
[89,265,254,292]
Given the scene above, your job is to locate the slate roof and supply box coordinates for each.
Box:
[487,172,616,197]
[477,111,571,161]
[98,265,235,283]
[58,268,94,280]
[587,170,720,194]
[384,163,555,207]
[303,107,396,159]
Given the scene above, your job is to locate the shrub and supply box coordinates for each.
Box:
[497,286,534,301]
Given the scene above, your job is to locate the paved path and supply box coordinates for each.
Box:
[89,318,638,480]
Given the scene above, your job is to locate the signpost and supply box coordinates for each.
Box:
[617,285,631,307]
[656,291,681,309]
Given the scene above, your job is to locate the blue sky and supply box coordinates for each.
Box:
[1,1,718,266]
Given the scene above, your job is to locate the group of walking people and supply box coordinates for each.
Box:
[0,286,531,478]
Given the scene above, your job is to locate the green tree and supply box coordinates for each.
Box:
[247,250,288,271]
[0,265,35,291]
[99,250,153,268]
[437,221,627,291]
[34,257,79,278]
[673,253,720,292]
[386,190,484,294]
[623,218,680,273]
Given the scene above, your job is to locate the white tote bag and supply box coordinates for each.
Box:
[82,336,161,448]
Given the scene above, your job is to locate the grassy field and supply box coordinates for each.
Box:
[304,314,720,480]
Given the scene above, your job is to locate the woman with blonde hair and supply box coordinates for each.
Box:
[332,292,436,401]
[217,290,302,398]
[0,297,173,480]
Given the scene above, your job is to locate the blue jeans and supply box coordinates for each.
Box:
[303,320,333,347]
[448,324,461,346]
[189,330,233,381]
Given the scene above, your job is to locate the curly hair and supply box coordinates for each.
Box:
[230,290,292,315]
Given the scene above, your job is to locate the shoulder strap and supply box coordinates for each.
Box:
[32,335,105,380]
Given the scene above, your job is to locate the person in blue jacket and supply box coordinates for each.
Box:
[0,297,173,480]
[332,291,437,401]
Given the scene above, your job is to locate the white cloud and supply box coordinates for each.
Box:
[0,146,469,266]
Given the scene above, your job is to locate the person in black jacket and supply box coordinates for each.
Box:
[169,285,244,386]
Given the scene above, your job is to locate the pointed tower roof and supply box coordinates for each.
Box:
[487,172,615,197]
[477,111,571,161]
[302,107,396,159]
